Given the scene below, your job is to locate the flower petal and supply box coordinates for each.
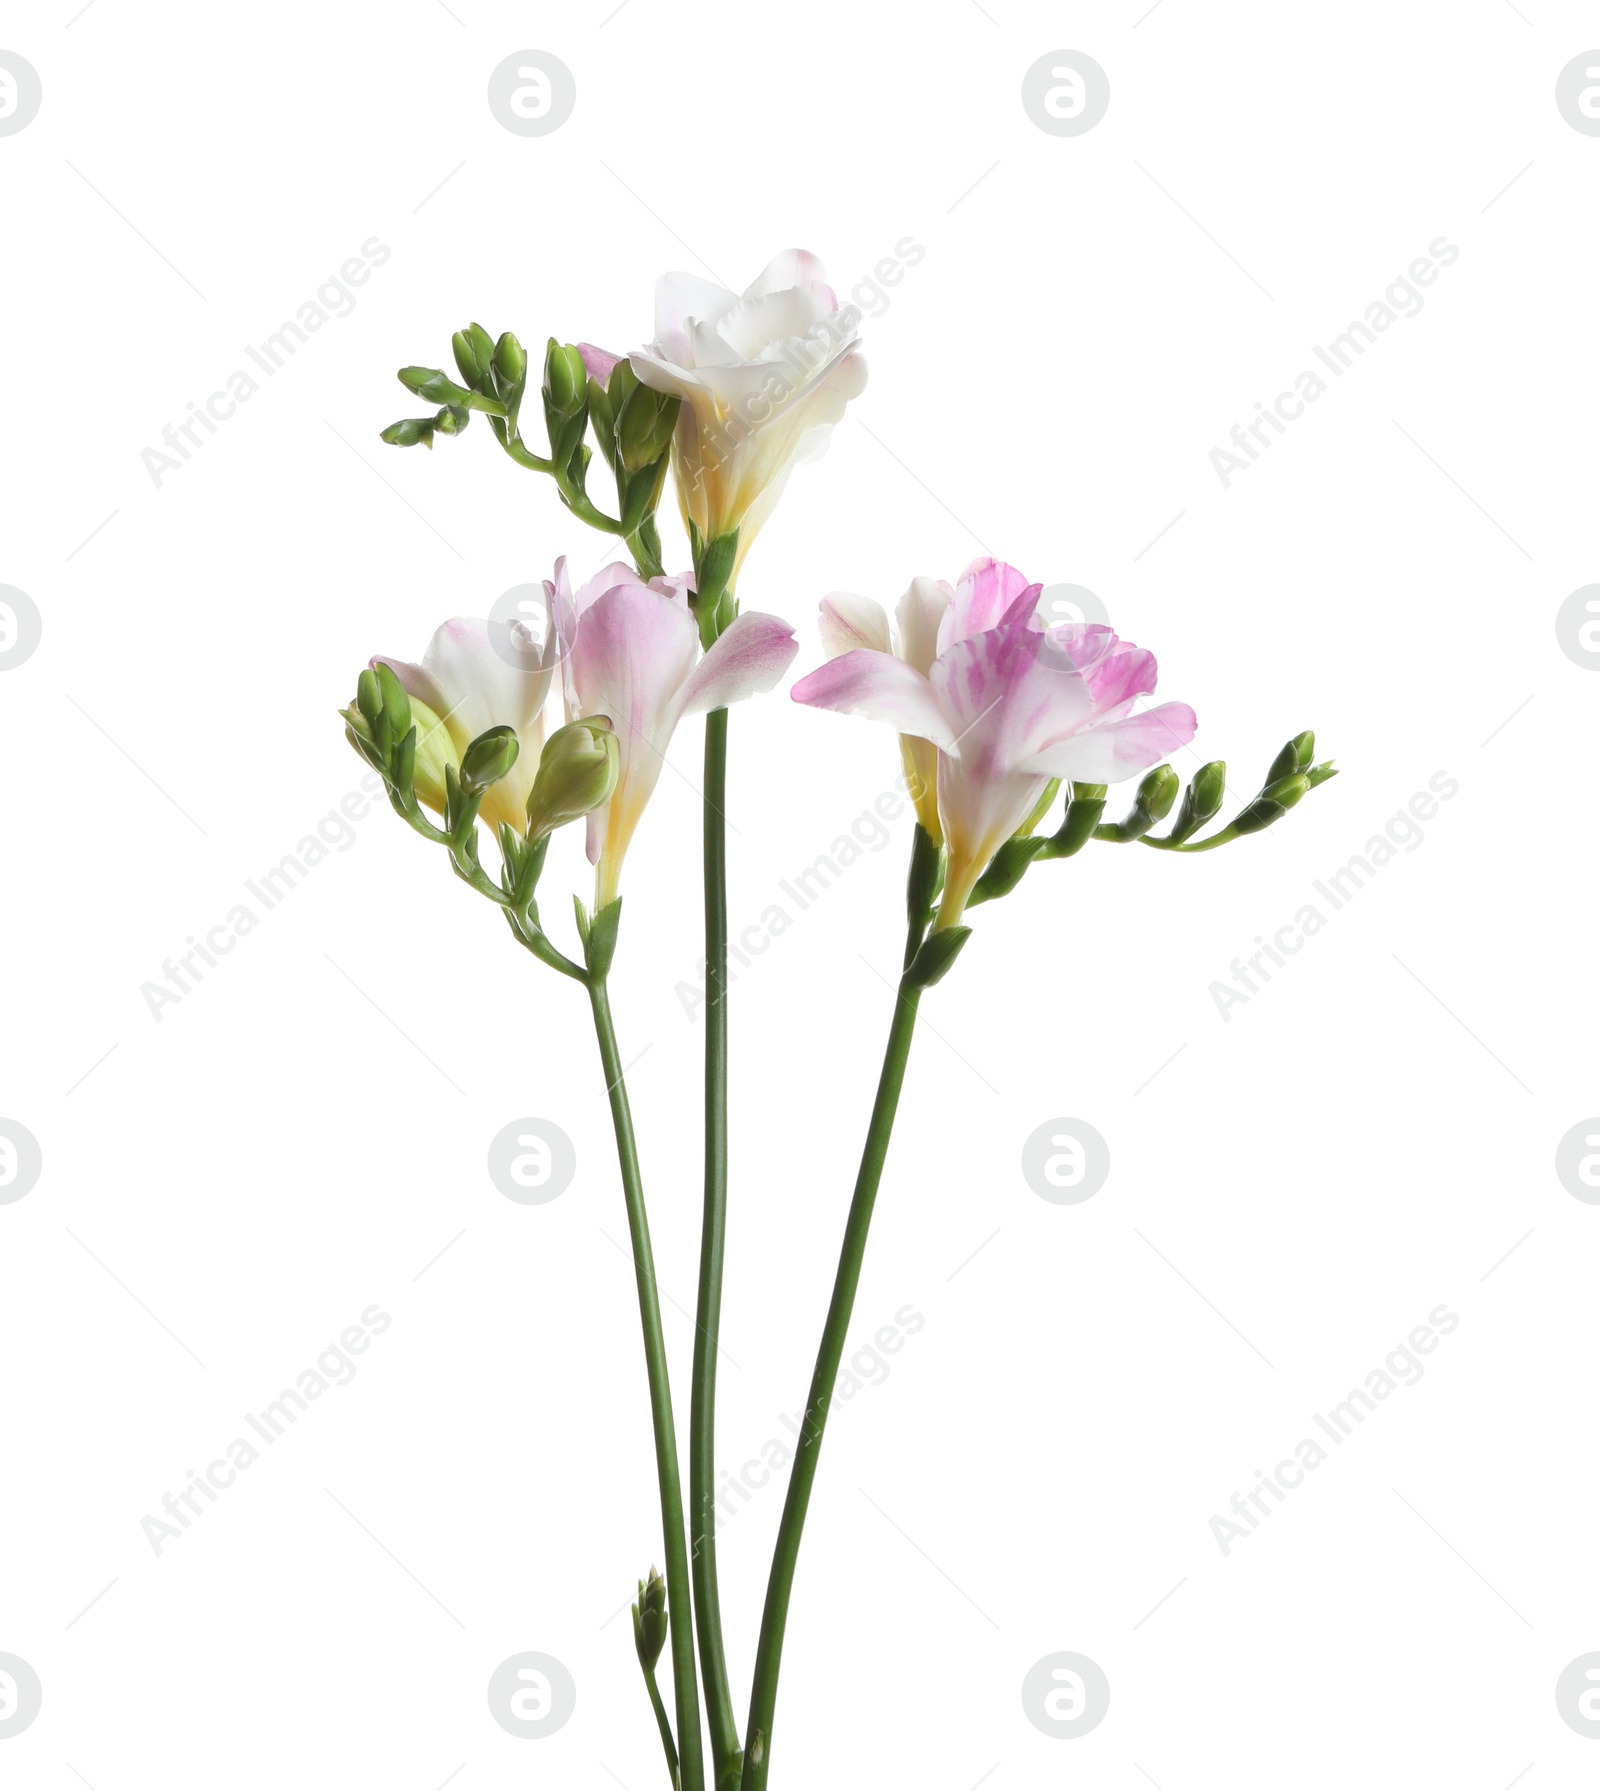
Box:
[937,559,1040,653]
[894,576,953,677]
[653,272,738,366]
[792,649,959,751]
[577,342,621,385]
[1021,702,1198,782]
[743,248,837,308]
[819,592,892,658]
[678,611,799,715]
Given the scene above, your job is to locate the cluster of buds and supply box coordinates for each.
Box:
[340,667,620,980]
[382,326,679,577]
[956,732,1336,915]
[1125,729,1337,853]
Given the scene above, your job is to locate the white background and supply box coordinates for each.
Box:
[2,3,1596,1787]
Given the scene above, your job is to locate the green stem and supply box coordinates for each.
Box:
[691,706,740,1785]
[588,978,705,1791]
[739,910,926,1789]
[644,1665,682,1790]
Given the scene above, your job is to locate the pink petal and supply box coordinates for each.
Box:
[1022,702,1198,782]
[679,612,799,716]
[577,342,621,385]
[792,649,959,751]
[819,592,892,658]
[937,559,1040,653]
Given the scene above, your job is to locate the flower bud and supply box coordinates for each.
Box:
[617,383,680,472]
[543,339,587,416]
[380,417,434,448]
[494,330,527,388]
[1265,730,1315,784]
[526,719,620,839]
[398,365,469,405]
[356,667,384,730]
[451,330,483,388]
[374,663,411,742]
[1135,764,1180,823]
[633,1567,668,1674]
[1167,759,1226,843]
[459,724,521,796]
[1233,773,1309,835]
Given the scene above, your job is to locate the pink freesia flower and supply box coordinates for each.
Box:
[794,558,1198,925]
[552,558,800,906]
[624,250,867,578]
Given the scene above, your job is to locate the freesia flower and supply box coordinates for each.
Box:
[374,615,557,833]
[794,559,1198,925]
[618,250,867,577]
[554,558,799,906]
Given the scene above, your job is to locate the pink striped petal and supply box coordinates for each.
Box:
[678,611,799,716]
[791,649,958,751]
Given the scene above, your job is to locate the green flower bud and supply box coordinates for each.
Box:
[1306,759,1339,790]
[633,1567,668,1674]
[451,330,481,388]
[1192,760,1228,820]
[356,667,383,730]
[380,417,434,448]
[1166,759,1226,843]
[1135,764,1181,823]
[1265,730,1316,784]
[459,724,521,796]
[617,383,680,472]
[374,664,411,742]
[494,330,526,388]
[526,719,620,840]
[398,365,469,405]
[1233,773,1309,835]
[1263,772,1310,810]
[543,339,586,416]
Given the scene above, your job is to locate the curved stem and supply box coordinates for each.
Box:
[739,933,925,1788]
[588,978,705,1791]
[691,706,740,1784]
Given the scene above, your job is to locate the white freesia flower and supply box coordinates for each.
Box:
[626,249,866,577]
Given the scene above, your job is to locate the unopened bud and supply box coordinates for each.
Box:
[356,667,383,730]
[381,417,434,448]
[1265,730,1316,784]
[1135,764,1180,823]
[543,339,587,416]
[617,383,680,472]
[526,719,620,839]
[374,664,411,742]
[1167,759,1226,843]
[398,365,469,405]
[633,1567,668,1675]
[459,724,521,795]
[451,330,483,388]
[1234,773,1309,835]
[494,330,527,388]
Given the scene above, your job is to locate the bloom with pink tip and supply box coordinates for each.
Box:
[794,558,1198,925]
[557,560,800,906]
